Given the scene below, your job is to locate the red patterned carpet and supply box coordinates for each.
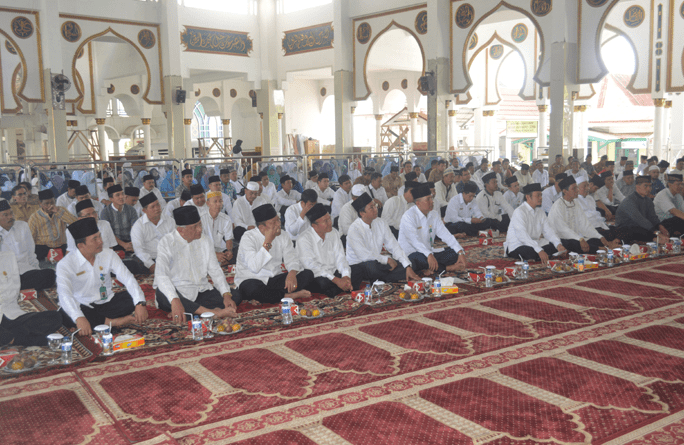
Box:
[3,256,684,444]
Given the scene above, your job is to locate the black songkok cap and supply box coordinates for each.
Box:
[75,199,94,214]
[0,200,10,212]
[558,175,576,190]
[522,183,542,194]
[308,171,318,178]
[75,185,89,196]
[103,177,114,185]
[68,217,99,240]
[306,203,329,223]
[139,193,158,208]
[190,184,204,196]
[182,169,193,177]
[351,193,373,214]
[521,164,530,170]
[622,170,634,177]
[173,205,200,226]
[338,174,351,184]
[555,173,567,182]
[411,185,432,201]
[605,161,615,166]
[318,172,329,180]
[404,172,418,182]
[38,189,54,201]
[107,184,123,197]
[252,204,277,224]
[390,166,399,172]
[68,180,80,189]
[143,175,154,182]
[426,181,435,188]
[505,176,518,186]
[465,162,474,169]
[591,176,605,188]
[600,170,613,179]
[403,181,419,191]
[125,187,140,197]
[208,175,220,184]
[635,176,652,185]
[220,168,231,175]
[659,160,670,168]
[600,155,608,160]
[280,175,293,184]
[621,156,628,161]
[180,190,192,201]
[482,172,497,183]
[669,174,683,181]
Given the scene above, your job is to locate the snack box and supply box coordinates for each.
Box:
[629,253,648,261]
[113,334,145,352]
[441,286,459,294]
[479,238,494,246]
[573,261,598,271]
[19,290,37,301]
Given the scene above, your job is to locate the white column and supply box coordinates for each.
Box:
[671,95,684,158]
[222,118,230,154]
[538,104,548,152]
[350,106,356,149]
[409,112,419,149]
[184,118,193,158]
[448,109,457,151]
[654,99,665,160]
[664,100,672,160]
[489,111,499,159]
[7,129,17,162]
[111,138,120,157]
[572,105,587,158]
[375,114,383,151]
[95,118,107,161]
[276,113,283,156]
[474,108,485,148]
[482,110,495,158]
[142,118,152,159]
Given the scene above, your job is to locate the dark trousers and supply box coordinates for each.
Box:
[61,291,135,328]
[156,287,226,320]
[35,244,67,262]
[606,205,618,215]
[507,243,558,261]
[661,217,684,236]
[340,235,346,248]
[389,226,400,239]
[613,225,658,244]
[440,206,447,218]
[234,226,247,243]
[350,260,406,291]
[123,257,152,275]
[239,270,315,304]
[307,274,348,298]
[560,238,604,254]
[0,312,62,347]
[409,248,460,274]
[20,269,56,291]
[333,216,339,230]
[597,227,618,241]
[490,214,510,233]
[280,206,289,225]
[445,220,495,236]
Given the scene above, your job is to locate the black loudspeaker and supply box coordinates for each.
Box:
[175,89,187,104]
[418,73,436,96]
[251,96,257,107]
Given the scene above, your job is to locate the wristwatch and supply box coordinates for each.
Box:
[136,301,147,307]
[263,242,272,250]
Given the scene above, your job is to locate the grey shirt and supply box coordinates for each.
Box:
[617,178,636,198]
[615,192,660,231]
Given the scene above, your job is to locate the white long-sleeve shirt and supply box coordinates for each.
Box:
[296,227,350,279]
[67,220,117,254]
[654,188,684,221]
[444,193,483,224]
[130,213,176,268]
[183,199,209,218]
[338,201,357,236]
[153,231,230,302]
[260,182,277,205]
[0,221,38,275]
[514,171,533,188]
[532,169,549,188]
[577,194,608,230]
[67,199,104,216]
[234,228,302,286]
[231,196,266,229]
[57,247,144,322]
[284,202,311,241]
[275,189,300,213]
[346,217,411,267]
[0,251,25,320]
[434,181,458,210]
[56,192,76,209]
[475,190,515,221]
[163,197,182,220]
[504,190,524,209]
[399,205,464,257]
[567,169,589,183]
[139,187,167,210]
[541,186,561,214]
[595,184,625,206]
[548,198,602,241]
[505,202,561,254]
[331,188,351,219]
[381,194,411,230]
[313,185,335,205]
[201,211,234,252]
[368,184,388,205]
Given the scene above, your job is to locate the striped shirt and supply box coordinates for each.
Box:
[99,204,138,242]
[28,207,77,247]
[11,202,39,223]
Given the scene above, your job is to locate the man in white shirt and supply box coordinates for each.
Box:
[670,158,684,178]
[260,172,277,205]
[617,170,636,197]
[275,175,301,219]
[413,165,427,183]
[232,179,266,242]
[636,155,649,176]
[130,193,176,275]
[163,189,191,221]
[98,177,114,205]
[229,169,244,196]
[338,184,365,242]
[312,172,335,206]
[67,200,117,255]
[541,173,566,214]
[547,176,619,254]
[503,176,524,209]
[472,159,489,189]
[56,180,80,209]
[654,174,684,235]
[346,192,420,289]
[0,200,55,291]
[381,181,418,238]
[399,185,467,274]
[566,159,589,183]
[67,185,104,216]
[367,173,389,212]
[434,167,458,217]
[207,175,233,215]
[154,206,237,323]
[444,182,492,236]
[491,161,506,192]
[514,164,533,188]
[594,171,624,215]
[139,174,167,211]
[285,189,317,242]
[505,183,566,265]
[475,172,515,232]
[305,171,318,190]
[616,160,635,181]
[202,191,234,266]
[296,204,354,297]
[0,251,61,346]
[124,187,142,218]
[576,177,617,241]
[399,161,413,182]
[57,218,148,336]
[235,204,314,303]
[331,174,352,222]
[532,161,549,188]
[184,184,209,218]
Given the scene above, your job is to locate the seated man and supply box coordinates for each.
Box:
[331,174,352,224]
[381,181,418,238]
[434,168,458,217]
[445,181,495,236]
[184,184,208,217]
[339,184,365,242]
[56,180,80,209]
[98,177,114,206]
[296,204,354,297]
[219,168,237,201]
[456,168,480,195]
[139,174,167,211]
[354,167,373,186]
[346,193,420,290]
[503,176,524,209]
[275,175,300,219]
[10,185,38,223]
[368,172,388,211]
[154,206,237,323]
[532,160,549,188]
[414,165,427,183]
[231,179,266,242]
[99,184,138,253]
[428,160,447,183]
[566,159,589,183]
[28,190,77,261]
[163,189,191,221]
[548,176,620,254]
[382,166,403,198]
[514,164,533,188]
[229,168,244,196]
[594,171,624,215]
[175,168,194,197]
[0,251,61,346]
[260,172,277,205]
[305,170,318,190]
[400,185,467,274]
[235,204,314,303]
[615,176,670,244]
[654,174,684,235]
[475,172,515,232]
[67,185,103,216]
[617,170,636,196]
[57,218,148,336]
[285,189,318,242]
[67,200,117,255]
[130,193,176,274]
[617,160,635,180]
[505,183,566,265]
[201,191,234,265]
[0,200,55,290]
[576,177,616,241]
[542,173,566,214]
[648,165,666,197]
[207,175,233,215]
[472,159,489,189]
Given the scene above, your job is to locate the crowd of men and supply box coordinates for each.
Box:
[2,153,682,347]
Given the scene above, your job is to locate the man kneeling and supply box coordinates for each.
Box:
[235,204,314,303]
[57,218,148,336]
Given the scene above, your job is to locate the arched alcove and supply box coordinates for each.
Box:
[231,98,260,152]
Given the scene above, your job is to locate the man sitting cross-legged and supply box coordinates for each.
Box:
[201,191,234,266]
[130,193,176,274]
[444,181,497,236]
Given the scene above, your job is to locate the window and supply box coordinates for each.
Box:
[281,0,331,14]
[184,0,250,14]
[192,102,224,140]
[106,99,128,117]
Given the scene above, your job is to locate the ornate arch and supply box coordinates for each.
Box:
[0,29,28,113]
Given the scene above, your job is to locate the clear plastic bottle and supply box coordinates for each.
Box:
[102,330,113,356]
[61,338,72,364]
[192,315,203,341]
[522,261,529,279]
[607,250,614,267]
[433,276,442,297]
[364,284,372,304]
[281,301,292,325]
[485,268,493,288]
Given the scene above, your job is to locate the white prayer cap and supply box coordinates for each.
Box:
[443,167,456,176]
[649,165,660,172]
[575,176,586,184]
[351,184,366,196]
[246,181,260,192]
